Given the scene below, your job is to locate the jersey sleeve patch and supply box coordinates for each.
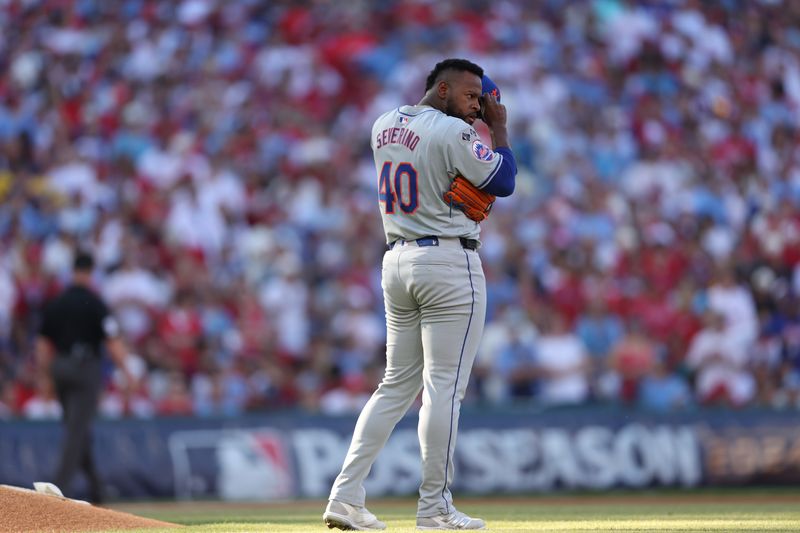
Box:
[471,140,495,161]
[459,127,478,143]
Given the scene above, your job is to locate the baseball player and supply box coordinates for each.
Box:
[323,59,516,530]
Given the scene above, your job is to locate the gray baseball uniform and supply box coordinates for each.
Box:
[328,104,503,518]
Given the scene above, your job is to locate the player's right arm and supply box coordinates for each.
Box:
[478,93,516,196]
[481,93,509,149]
[99,301,135,388]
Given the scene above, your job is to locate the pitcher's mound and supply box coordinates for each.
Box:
[0,485,178,533]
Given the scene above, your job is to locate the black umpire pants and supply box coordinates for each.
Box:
[51,356,104,502]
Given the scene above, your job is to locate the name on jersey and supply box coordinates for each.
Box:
[376,127,420,151]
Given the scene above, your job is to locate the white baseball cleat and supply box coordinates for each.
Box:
[417,509,486,530]
[323,500,387,531]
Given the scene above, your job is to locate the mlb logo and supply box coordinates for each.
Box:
[398,116,409,126]
[169,429,294,501]
[217,430,294,500]
[471,140,495,161]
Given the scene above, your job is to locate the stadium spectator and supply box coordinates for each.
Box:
[637,356,693,412]
[319,373,373,416]
[155,371,194,417]
[706,265,759,350]
[686,311,757,407]
[474,305,539,404]
[606,320,659,403]
[491,315,540,402]
[535,311,591,406]
[575,298,625,377]
[0,0,799,416]
[21,374,62,420]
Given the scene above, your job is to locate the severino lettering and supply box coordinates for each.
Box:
[376,127,420,151]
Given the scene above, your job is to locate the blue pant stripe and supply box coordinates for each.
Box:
[440,249,475,514]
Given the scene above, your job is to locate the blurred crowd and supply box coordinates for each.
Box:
[1,0,800,420]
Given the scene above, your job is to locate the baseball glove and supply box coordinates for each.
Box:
[443,176,496,223]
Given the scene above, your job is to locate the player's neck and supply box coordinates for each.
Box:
[417,95,444,113]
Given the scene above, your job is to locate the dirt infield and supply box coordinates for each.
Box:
[0,485,177,533]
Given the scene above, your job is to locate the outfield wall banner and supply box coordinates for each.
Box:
[1,409,798,501]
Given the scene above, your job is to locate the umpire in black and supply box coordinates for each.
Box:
[35,251,132,503]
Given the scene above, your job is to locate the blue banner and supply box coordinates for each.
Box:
[1,408,798,500]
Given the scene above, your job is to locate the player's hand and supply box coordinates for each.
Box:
[480,92,507,130]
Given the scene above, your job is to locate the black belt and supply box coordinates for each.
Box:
[389,236,478,251]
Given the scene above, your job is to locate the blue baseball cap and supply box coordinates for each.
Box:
[482,74,501,102]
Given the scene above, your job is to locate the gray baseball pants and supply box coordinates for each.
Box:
[329,237,486,517]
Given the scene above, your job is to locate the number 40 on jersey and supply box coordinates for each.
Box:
[378,161,419,214]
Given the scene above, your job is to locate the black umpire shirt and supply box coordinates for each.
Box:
[40,285,117,360]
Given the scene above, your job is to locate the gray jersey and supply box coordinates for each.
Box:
[371,105,504,244]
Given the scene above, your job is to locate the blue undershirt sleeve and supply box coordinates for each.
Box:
[480,146,517,197]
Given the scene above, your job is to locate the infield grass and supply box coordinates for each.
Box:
[109,491,800,533]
